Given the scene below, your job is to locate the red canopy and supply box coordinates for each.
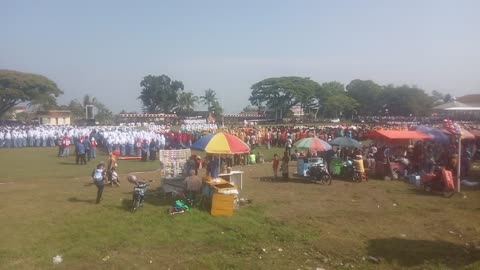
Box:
[367,130,431,140]
[470,129,480,139]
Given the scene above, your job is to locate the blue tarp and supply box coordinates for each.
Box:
[416,126,449,143]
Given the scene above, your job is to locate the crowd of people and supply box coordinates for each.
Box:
[1,122,478,173]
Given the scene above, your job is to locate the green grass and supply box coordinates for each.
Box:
[0,147,479,269]
[0,147,159,181]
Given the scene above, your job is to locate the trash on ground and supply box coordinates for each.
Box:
[368,256,381,263]
[52,255,63,265]
[102,255,110,261]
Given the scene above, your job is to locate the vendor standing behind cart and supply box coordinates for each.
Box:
[183,170,202,199]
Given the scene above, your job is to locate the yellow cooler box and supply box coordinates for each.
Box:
[211,193,234,217]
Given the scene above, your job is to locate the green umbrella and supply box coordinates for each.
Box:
[294,137,332,152]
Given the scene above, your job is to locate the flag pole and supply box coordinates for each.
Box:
[457,136,461,192]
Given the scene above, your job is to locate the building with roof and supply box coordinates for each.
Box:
[38,110,72,125]
[456,94,480,107]
[432,95,480,121]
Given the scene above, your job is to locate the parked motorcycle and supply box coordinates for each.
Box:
[340,158,367,183]
[128,175,148,212]
[306,163,332,185]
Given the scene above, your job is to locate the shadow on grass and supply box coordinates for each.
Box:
[58,162,85,166]
[403,187,459,198]
[258,175,313,184]
[113,189,172,212]
[67,197,95,204]
[367,237,480,268]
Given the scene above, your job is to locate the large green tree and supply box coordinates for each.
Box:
[324,93,359,118]
[200,89,218,110]
[209,100,224,120]
[0,69,63,117]
[176,91,199,115]
[311,81,345,119]
[249,76,318,121]
[345,79,382,116]
[138,75,184,113]
[379,85,434,116]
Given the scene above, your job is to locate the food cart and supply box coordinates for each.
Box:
[159,149,191,193]
[190,132,250,216]
[296,157,324,176]
[366,130,431,179]
[293,137,332,177]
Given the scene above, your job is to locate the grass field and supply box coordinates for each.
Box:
[0,147,479,269]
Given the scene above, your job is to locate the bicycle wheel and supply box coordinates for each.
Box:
[353,172,361,183]
[312,174,322,184]
[321,174,332,185]
[132,194,140,212]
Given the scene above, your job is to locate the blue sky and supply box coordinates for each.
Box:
[2,0,479,113]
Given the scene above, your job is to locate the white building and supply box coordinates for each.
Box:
[38,110,72,125]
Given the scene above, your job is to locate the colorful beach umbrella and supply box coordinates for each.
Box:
[328,137,363,149]
[294,137,332,152]
[191,132,250,154]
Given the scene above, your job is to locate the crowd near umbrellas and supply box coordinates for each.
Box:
[294,137,332,152]
[190,132,250,154]
[328,137,362,149]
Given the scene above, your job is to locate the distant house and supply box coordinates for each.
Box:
[291,106,304,117]
[456,94,480,107]
[433,94,480,121]
[13,105,28,114]
[38,110,72,125]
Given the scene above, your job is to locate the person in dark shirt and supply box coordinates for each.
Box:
[75,140,86,165]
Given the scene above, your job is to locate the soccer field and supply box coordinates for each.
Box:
[0,147,479,269]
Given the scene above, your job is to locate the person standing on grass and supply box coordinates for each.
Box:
[75,139,86,165]
[285,135,293,157]
[90,137,97,159]
[92,162,106,204]
[272,154,280,179]
[62,133,71,157]
[83,137,91,162]
[281,151,290,180]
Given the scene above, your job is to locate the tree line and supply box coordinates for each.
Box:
[138,74,223,119]
[1,70,454,124]
[249,77,452,121]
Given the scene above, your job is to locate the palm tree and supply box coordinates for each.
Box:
[200,89,217,111]
[82,94,98,107]
[176,91,199,114]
